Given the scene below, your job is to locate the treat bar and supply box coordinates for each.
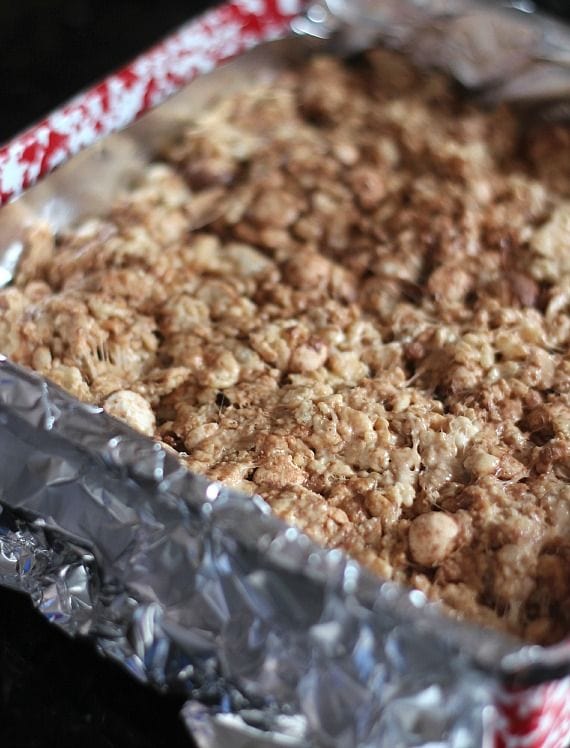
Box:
[3,49,570,647]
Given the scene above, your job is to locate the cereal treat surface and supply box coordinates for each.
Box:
[3,50,570,644]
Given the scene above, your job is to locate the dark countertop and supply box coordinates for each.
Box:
[0,586,190,748]
[0,2,569,747]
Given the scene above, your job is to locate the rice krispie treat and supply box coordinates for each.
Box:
[2,50,570,644]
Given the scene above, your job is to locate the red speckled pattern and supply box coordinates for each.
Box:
[0,0,302,205]
[0,1,569,744]
[495,678,570,748]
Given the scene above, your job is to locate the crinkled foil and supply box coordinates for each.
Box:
[0,357,508,746]
[1,3,570,747]
[299,0,570,109]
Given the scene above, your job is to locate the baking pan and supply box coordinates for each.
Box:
[1,1,570,745]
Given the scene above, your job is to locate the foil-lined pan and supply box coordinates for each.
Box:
[1,2,570,746]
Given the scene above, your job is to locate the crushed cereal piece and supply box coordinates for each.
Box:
[409,512,460,567]
[104,390,156,436]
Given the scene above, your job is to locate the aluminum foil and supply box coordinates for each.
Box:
[1,2,570,747]
[297,0,570,109]
[0,356,507,746]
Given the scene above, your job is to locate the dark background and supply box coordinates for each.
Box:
[0,1,217,144]
[0,1,569,747]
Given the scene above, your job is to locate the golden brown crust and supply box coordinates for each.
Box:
[3,51,570,644]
